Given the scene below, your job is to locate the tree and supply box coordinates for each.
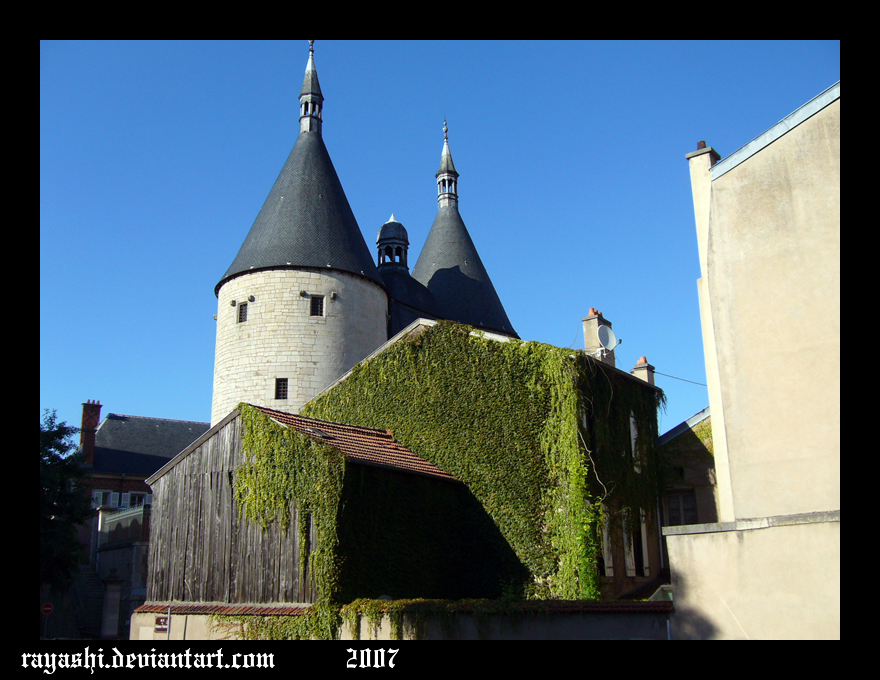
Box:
[40,410,91,591]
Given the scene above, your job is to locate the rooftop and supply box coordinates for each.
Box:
[710,81,840,180]
[148,404,457,484]
[252,405,457,482]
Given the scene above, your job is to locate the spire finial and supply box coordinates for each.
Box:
[436,118,459,207]
[300,40,323,134]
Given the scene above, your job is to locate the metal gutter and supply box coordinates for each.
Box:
[711,81,840,180]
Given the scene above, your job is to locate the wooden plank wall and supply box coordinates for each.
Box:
[146,416,317,604]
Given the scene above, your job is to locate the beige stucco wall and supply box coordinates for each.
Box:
[211,269,388,424]
[677,86,840,640]
[666,515,839,639]
[703,99,840,520]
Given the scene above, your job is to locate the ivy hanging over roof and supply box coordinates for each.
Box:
[303,321,665,601]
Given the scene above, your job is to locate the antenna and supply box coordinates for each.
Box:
[597,324,617,352]
[593,324,621,365]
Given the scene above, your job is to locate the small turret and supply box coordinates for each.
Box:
[377,214,409,270]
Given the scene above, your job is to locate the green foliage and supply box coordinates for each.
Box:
[304,322,663,601]
[40,410,90,591]
[692,419,714,456]
[227,322,663,638]
[235,404,346,602]
[213,603,340,641]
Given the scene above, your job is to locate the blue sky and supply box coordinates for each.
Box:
[40,40,840,438]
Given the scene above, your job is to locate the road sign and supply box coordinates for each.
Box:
[41,603,54,616]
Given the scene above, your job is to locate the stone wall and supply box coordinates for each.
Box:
[212,269,387,424]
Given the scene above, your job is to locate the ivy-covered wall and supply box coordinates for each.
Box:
[302,321,664,601]
[234,402,525,614]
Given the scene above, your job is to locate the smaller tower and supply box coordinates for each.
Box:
[376,215,409,270]
[411,121,519,338]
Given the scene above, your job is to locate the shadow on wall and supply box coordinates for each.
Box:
[669,571,718,640]
[335,464,530,602]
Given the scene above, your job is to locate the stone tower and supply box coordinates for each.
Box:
[211,42,388,424]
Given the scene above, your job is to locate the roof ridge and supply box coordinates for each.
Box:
[252,404,395,436]
[105,413,210,425]
[248,404,456,482]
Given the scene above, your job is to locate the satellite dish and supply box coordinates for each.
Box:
[597,324,617,352]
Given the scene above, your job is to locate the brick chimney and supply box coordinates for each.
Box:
[631,356,655,386]
[583,308,616,367]
[80,400,102,466]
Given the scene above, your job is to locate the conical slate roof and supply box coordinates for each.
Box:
[216,125,382,295]
[437,138,458,177]
[412,206,517,338]
[411,126,517,337]
[300,46,323,99]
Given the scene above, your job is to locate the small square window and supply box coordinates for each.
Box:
[310,295,324,317]
[275,378,288,400]
[665,490,698,526]
[238,302,248,323]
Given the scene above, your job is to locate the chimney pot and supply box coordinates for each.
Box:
[697,141,706,149]
[631,358,655,386]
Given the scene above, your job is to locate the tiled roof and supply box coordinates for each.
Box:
[216,131,383,294]
[135,600,673,617]
[250,405,458,482]
[95,413,210,460]
[91,447,178,477]
[135,603,311,617]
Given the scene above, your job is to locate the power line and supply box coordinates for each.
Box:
[654,371,707,387]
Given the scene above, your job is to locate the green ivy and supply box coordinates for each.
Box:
[212,602,340,641]
[235,404,346,605]
[227,322,663,638]
[303,322,664,601]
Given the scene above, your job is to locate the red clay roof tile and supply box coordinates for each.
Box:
[251,404,458,482]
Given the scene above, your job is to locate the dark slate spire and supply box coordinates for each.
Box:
[299,40,323,134]
[217,41,382,294]
[436,120,458,206]
[411,122,518,338]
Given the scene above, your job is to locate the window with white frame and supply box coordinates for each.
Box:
[92,490,118,508]
[622,508,650,578]
[128,492,152,507]
[601,508,614,577]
